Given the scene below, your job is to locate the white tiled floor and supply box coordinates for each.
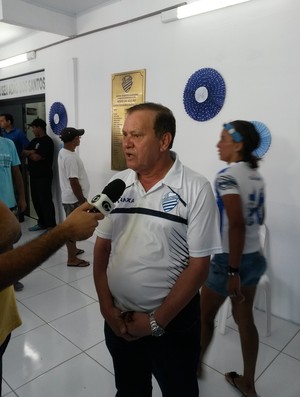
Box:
[2,217,300,396]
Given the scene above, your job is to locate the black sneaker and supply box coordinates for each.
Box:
[14,281,24,291]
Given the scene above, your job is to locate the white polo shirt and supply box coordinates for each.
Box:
[96,152,222,312]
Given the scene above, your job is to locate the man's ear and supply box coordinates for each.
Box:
[160,132,172,151]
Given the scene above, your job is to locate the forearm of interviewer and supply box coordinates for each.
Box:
[0,203,102,291]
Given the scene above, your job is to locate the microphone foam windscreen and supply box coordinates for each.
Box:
[102,179,126,202]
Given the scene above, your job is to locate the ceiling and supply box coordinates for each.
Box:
[0,0,119,51]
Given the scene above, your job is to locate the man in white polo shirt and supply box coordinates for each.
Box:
[93,102,222,397]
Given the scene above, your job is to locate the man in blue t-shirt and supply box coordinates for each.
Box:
[0,113,29,223]
[0,114,29,160]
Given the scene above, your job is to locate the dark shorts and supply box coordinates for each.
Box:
[62,202,80,217]
[205,252,267,297]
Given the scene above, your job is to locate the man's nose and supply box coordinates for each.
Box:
[123,136,133,147]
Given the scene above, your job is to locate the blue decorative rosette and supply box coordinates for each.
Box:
[251,121,271,157]
[183,68,226,122]
[49,102,68,135]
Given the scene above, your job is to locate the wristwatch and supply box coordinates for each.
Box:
[149,311,165,337]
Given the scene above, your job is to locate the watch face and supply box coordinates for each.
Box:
[154,327,165,337]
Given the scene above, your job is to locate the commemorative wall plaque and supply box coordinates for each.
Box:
[111,69,146,170]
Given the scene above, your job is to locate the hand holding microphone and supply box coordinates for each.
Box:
[88,179,126,216]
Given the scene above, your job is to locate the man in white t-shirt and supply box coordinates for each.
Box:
[58,127,90,267]
[93,103,222,397]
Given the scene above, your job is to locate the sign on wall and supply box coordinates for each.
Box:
[0,70,45,100]
[111,69,146,170]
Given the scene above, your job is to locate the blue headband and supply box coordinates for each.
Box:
[223,123,243,143]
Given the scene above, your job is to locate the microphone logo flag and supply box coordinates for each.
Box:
[102,200,112,212]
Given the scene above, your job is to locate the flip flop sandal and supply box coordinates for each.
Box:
[67,260,90,267]
[76,249,85,255]
[225,372,247,396]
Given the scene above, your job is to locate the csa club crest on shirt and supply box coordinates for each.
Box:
[162,192,179,212]
[122,75,133,92]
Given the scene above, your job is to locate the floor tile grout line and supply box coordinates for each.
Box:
[16,294,97,328]
[15,276,68,302]
[41,266,97,291]
[279,350,300,363]
[47,299,99,324]
[11,351,84,392]
[224,319,300,354]
[82,350,115,376]
[64,279,99,301]
[6,341,114,393]
[279,328,300,352]
[254,349,282,382]
[47,320,103,353]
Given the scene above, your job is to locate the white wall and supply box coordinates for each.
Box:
[1,0,299,324]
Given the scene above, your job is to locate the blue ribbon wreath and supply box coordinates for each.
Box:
[49,102,68,135]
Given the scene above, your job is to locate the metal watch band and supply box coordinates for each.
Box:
[149,311,165,337]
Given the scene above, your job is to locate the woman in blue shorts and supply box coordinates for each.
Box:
[199,121,267,397]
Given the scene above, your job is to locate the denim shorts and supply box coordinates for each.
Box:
[205,252,267,297]
[62,202,80,217]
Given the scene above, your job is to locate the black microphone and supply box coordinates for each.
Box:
[88,179,126,216]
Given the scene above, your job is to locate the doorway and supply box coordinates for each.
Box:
[0,94,46,219]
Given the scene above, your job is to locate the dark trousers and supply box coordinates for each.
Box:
[105,294,200,397]
[0,333,11,396]
[30,176,56,228]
